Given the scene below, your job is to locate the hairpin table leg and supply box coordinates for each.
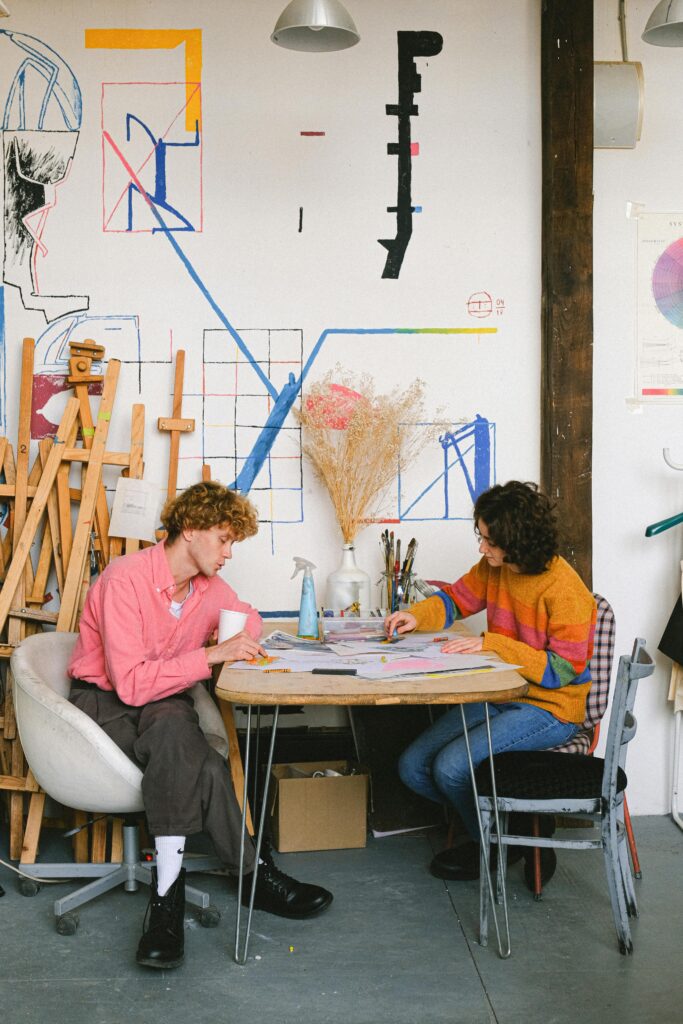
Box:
[234,704,280,964]
[460,703,511,959]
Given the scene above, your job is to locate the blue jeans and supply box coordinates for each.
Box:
[398,702,578,839]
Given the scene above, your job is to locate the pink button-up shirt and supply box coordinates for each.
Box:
[68,541,262,706]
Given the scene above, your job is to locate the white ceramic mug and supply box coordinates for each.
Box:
[218,609,247,644]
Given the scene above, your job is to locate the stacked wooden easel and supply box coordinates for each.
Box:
[0,343,252,863]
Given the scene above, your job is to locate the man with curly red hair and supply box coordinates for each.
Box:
[385,480,596,887]
[68,481,332,969]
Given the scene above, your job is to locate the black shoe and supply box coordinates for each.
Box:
[242,852,333,919]
[523,847,558,891]
[430,840,524,881]
[430,840,481,880]
[136,867,185,969]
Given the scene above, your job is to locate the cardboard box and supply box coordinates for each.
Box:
[269,760,368,852]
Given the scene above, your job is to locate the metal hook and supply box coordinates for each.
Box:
[663,448,683,471]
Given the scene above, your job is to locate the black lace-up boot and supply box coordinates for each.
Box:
[136,867,186,969]
[242,845,333,919]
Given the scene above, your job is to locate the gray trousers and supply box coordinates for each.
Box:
[69,681,256,873]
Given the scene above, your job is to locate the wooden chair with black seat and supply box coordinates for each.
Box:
[475,637,654,955]
[523,592,643,896]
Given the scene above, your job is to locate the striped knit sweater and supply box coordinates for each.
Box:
[409,556,597,724]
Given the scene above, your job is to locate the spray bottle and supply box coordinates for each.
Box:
[292,557,319,639]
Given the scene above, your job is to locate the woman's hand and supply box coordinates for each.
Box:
[384,610,417,636]
[440,635,484,655]
[206,631,267,666]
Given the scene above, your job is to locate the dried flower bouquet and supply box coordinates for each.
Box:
[295,369,441,544]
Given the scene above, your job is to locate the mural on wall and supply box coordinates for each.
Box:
[30,313,142,437]
[379,30,443,279]
[201,327,304,528]
[102,86,202,234]
[637,212,683,398]
[398,414,495,521]
[1,29,89,320]
[0,285,4,433]
[0,16,514,578]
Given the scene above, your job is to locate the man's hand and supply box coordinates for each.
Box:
[384,610,417,636]
[440,635,484,655]
[206,631,268,666]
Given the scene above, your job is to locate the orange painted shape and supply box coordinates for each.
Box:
[85,28,202,131]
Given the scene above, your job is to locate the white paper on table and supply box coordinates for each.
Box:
[108,477,161,542]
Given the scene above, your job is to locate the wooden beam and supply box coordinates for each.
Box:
[540,0,593,587]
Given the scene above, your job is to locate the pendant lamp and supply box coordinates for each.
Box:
[271,0,360,52]
[642,0,683,45]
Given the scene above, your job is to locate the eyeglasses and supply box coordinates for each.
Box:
[474,527,502,550]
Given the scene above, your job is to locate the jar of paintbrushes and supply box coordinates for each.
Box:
[378,531,418,613]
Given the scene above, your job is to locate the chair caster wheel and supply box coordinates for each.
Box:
[19,878,40,897]
[56,912,79,935]
[199,906,220,928]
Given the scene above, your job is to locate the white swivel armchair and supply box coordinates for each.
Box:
[11,631,227,934]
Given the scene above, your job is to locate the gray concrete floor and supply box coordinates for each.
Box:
[1,816,682,1024]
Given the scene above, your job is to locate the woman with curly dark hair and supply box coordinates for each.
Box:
[384,480,596,886]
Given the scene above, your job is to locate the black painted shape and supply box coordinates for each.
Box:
[379,30,443,279]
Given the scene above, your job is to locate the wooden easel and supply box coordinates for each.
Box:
[0,386,80,857]
[158,349,194,501]
[56,359,120,633]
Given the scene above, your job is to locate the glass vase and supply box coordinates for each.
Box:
[326,544,371,613]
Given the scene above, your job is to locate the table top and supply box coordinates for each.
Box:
[215,621,528,707]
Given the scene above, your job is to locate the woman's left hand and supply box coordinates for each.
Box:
[440,635,484,654]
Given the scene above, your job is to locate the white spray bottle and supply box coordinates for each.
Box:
[292,557,319,639]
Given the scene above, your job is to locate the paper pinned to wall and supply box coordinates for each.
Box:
[108,476,161,542]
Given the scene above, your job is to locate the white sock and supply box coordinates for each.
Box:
[155,835,186,896]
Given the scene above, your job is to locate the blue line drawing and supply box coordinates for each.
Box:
[200,327,304,526]
[0,286,6,434]
[125,113,200,232]
[1,30,82,130]
[399,414,495,521]
[104,132,498,505]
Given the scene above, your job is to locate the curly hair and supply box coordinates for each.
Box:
[473,481,558,575]
[161,481,259,544]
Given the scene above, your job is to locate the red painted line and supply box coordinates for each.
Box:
[410,142,420,156]
[300,131,326,136]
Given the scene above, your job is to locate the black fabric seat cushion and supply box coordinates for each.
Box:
[474,751,627,800]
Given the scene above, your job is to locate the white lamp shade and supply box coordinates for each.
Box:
[271,0,360,52]
[642,0,683,45]
[594,62,644,149]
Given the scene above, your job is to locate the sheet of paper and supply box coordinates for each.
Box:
[108,476,161,542]
[355,655,518,681]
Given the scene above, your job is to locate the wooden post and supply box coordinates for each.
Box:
[158,350,194,500]
[540,0,594,587]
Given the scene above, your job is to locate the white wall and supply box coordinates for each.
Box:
[0,0,678,816]
[593,0,683,815]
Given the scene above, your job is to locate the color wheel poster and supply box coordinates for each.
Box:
[637,212,683,399]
